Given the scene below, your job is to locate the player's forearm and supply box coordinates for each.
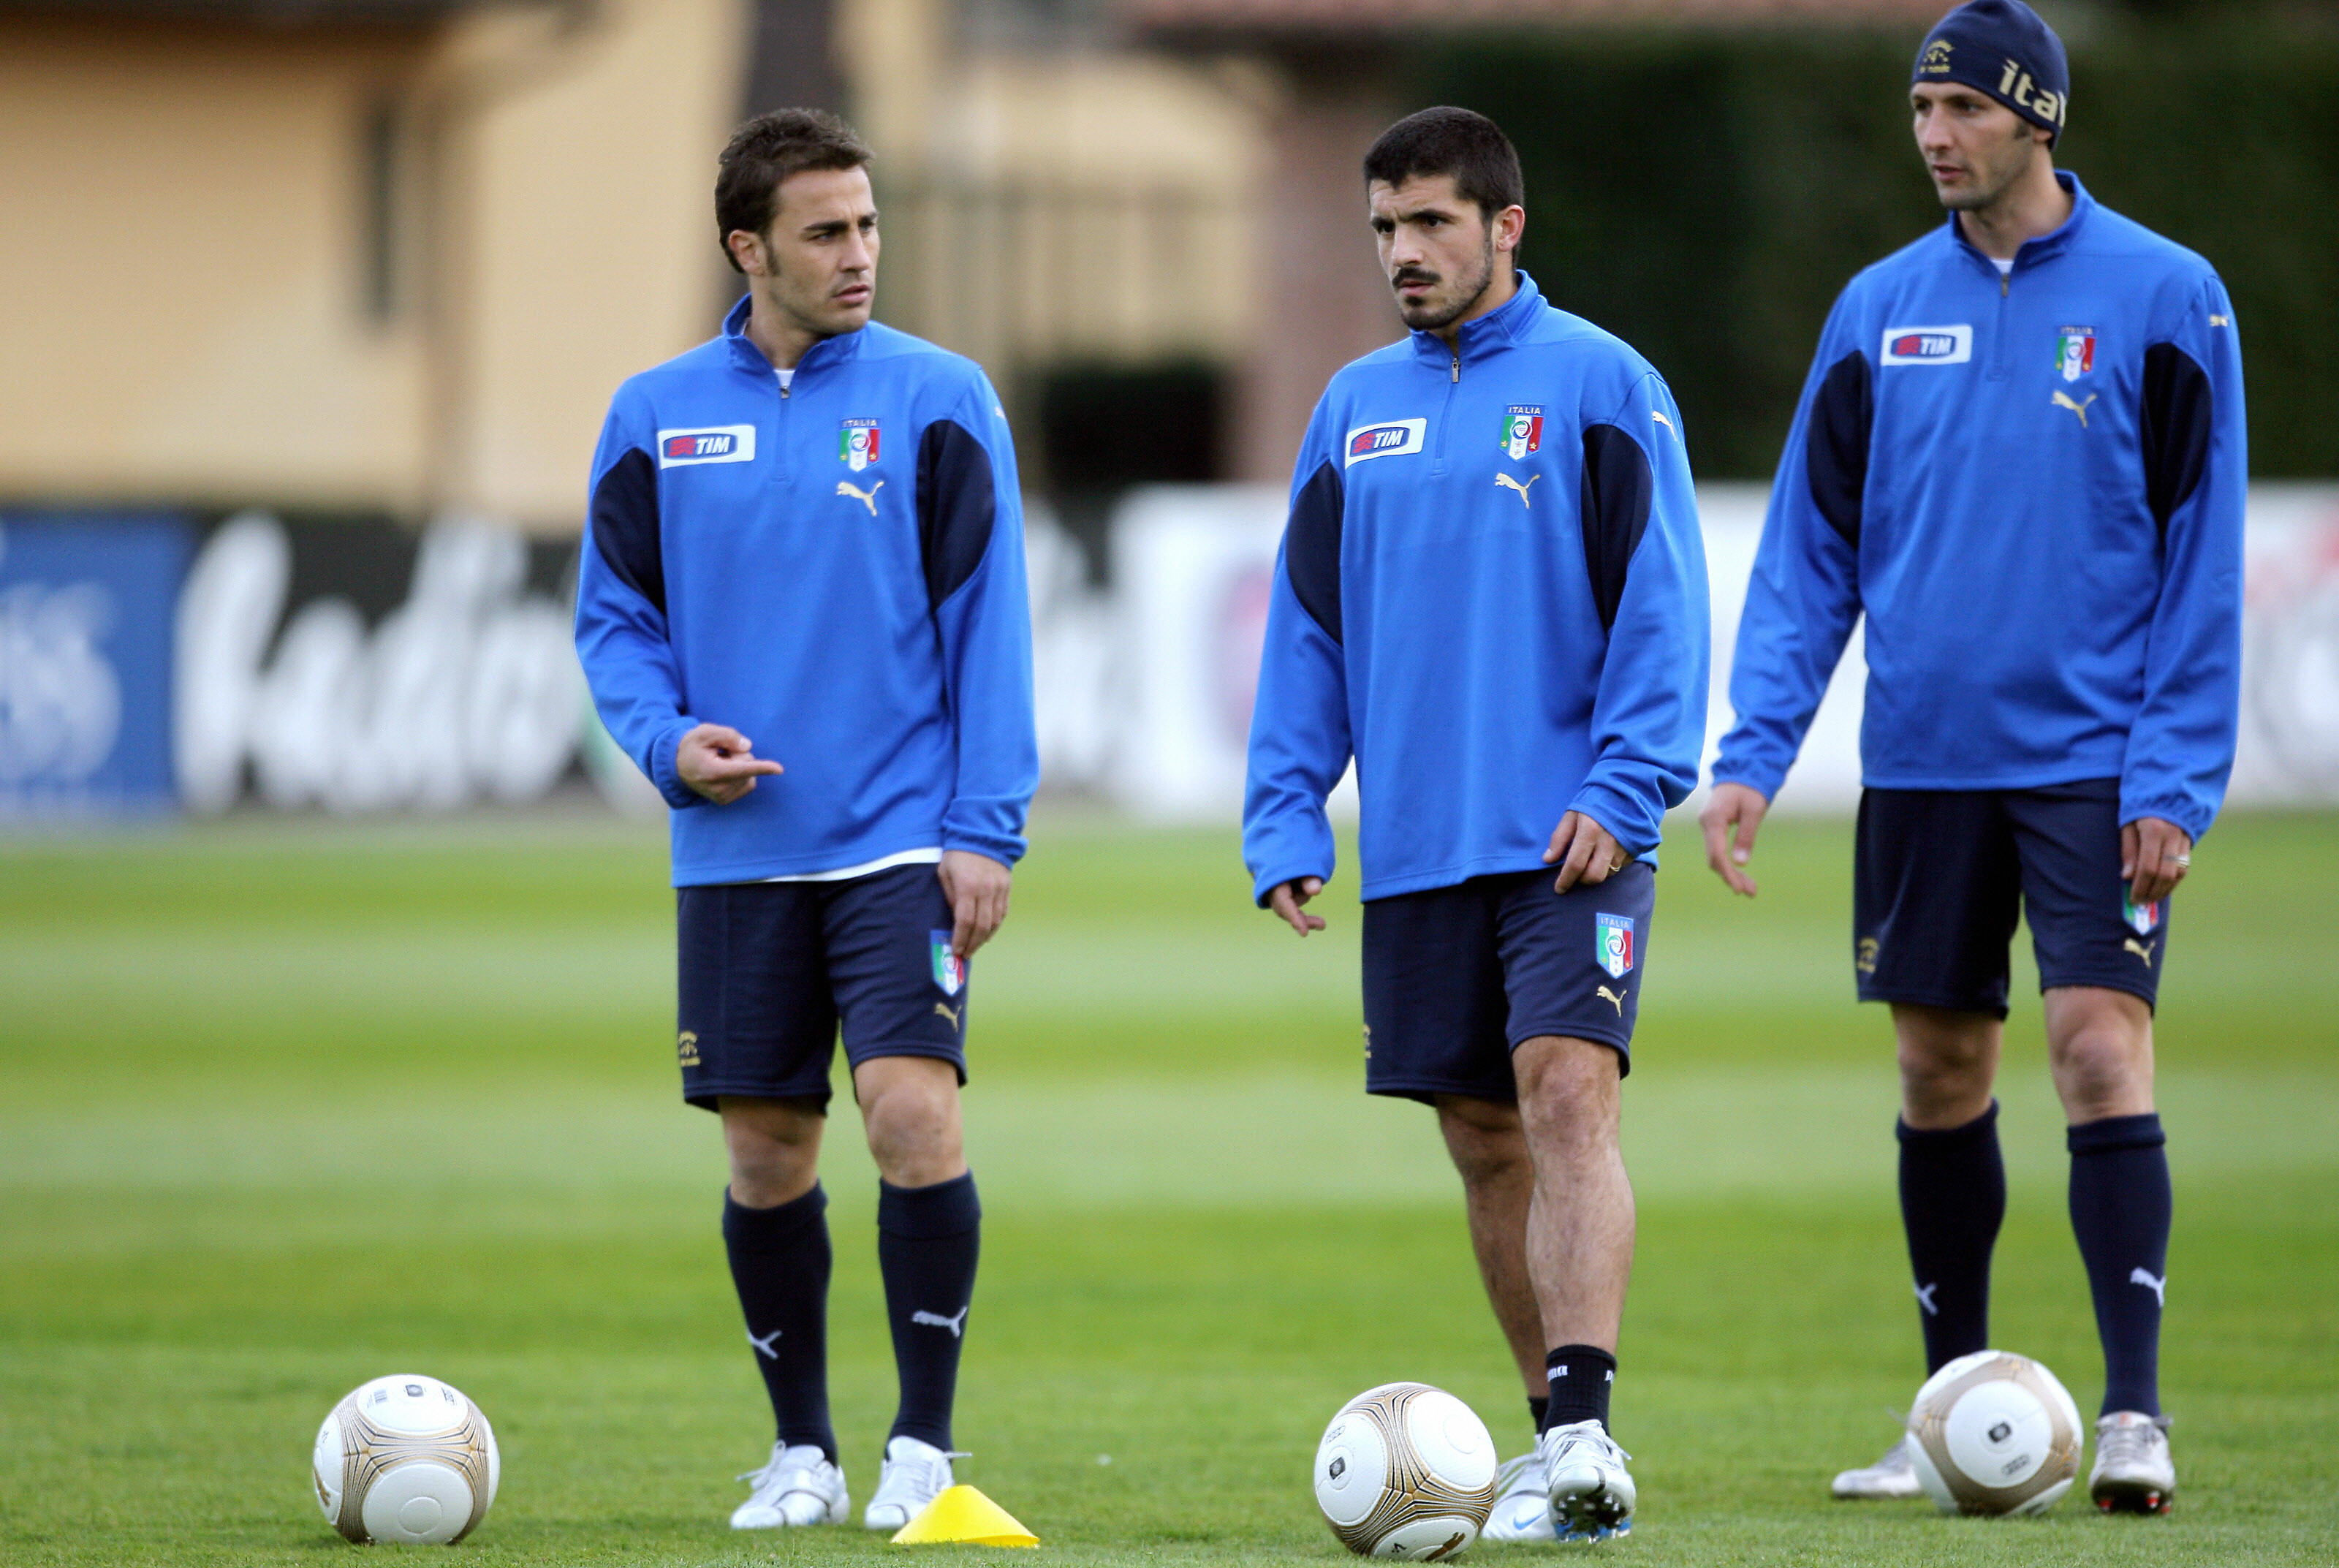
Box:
[575,607,701,808]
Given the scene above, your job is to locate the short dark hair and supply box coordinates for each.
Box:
[1362,107,1523,219]
[716,108,873,272]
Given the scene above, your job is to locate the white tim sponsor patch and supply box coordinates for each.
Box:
[1880,325,1973,366]
[1343,417,1427,466]
[656,425,757,466]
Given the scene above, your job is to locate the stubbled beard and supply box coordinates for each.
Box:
[1394,238,1495,331]
[1933,133,2035,212]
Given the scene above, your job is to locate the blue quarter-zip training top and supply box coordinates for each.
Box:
[1243,271,1711,906]
[1712,174,2245,840]
[575,298,1037,886]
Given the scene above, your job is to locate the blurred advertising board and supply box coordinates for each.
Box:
[0,515,189,818]
[7,485,2335,823]
[176,514,587,815]
[2,510,588,821]
[1044,482,2339,823]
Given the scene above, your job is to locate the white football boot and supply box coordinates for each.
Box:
[1830,1432,1924,1499]
[1539,1420,1635,1536]
[863,1435,968,1531]
[730,1442,849,1529]
[2089,1412,2175,1515]
[1482,1451,1557,1542]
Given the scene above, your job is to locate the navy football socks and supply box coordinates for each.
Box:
[877,1171,982,1450]
[1898,1101,2005,1373]
[1542,1346,1616,1433]
[723,1183,838,1461]
[2068,1113,2170,1417]
[1528,1394,1549,1436]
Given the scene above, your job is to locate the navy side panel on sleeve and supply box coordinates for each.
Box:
[2140,342,2210,545]
[1806,350,1873,549]
[1579,423,1653,632]
[916,420,996,610]
[591,448,665,615]
[1285,459,1346,643]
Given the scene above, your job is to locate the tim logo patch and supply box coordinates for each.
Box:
[1881,325,1973,366]
[1344,418,1426,466]
[656,425,757,466]
[1596,913,1636,980]
[2123,893,2161,937]
[930,931,966,997]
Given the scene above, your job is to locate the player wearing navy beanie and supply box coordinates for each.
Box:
[1710,0,2246,1521]
[1914,0,2070,143]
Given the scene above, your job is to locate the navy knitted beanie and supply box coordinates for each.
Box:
[1914,0,2070,143]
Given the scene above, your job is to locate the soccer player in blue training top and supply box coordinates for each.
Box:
[1700,0,2243,1515]
[1246,107,1710,1543]
[575,110,1036,1533]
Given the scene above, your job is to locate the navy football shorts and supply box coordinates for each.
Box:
[1360,863,1656,1105]
[674,863,968,1112]
[1854,778,2168,1019]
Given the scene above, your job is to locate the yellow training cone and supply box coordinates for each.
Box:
[889,1484,1039,1547]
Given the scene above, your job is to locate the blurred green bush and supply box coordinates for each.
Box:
[1417,21,2339,477]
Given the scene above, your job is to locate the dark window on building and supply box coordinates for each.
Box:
[359,99,406,325]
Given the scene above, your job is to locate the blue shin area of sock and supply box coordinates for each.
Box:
[2068,1113,2170,1417]
[723,1183,838,1461]
[1898,1102,2006,1374]
[877,1171,981,1450]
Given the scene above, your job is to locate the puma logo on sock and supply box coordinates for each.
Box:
[747,1328,782,1360]
[912,1306,970,1338]
[1914,1281,1939,1316]
[2129,1267,2166,1307]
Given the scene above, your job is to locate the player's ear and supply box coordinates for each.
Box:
[1493,203,1525,256]
[726,227,767,276]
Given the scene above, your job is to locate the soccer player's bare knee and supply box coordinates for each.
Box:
[1512,1037,1623,1164]
[2045,987,2154,1120]
[1436,1095,1528,1191]
[854,1054,966,1187]
[1894,1005,2001,1126]
[719,1095,826,1208]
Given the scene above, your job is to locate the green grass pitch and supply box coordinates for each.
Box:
[2,806,2334,1566]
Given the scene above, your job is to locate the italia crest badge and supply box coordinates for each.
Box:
[1501,406,1544,461]
[2055,327,2096,382]
[930,931,965,997]
[2122,893,2160,937]
[840,418,880,471]
[1596,913,1636,980]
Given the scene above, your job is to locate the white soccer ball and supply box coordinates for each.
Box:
[1313,1382,1498,1559]
[312,1374,499,1544]
[1906,1349,2082,1516]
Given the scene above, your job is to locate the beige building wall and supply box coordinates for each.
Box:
[447,0,751,527]
[0,16,433,512]
[0,1,1271,526]
[0,3,751,531]
[841,0,1266,395]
